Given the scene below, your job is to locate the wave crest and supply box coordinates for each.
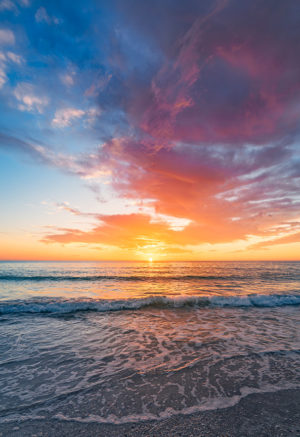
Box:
[0,293,299,315]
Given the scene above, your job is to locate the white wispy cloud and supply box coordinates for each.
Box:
[18,0,30,6]
[60,73,75,86]
[14,82,49,113]
[0,131,112,181]
[85,107,101,126]
[0,0,30,13]
[0,29,15,45]
[6,51,22,64]
[0,0,17,12]
[0,51,7,88]
[0,50,22,88]
[0,67,6,88]
[52,107,85,128]
[35,6,61,25]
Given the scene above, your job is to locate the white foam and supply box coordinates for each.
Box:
[0,293,299,315]
[52,383,300,425]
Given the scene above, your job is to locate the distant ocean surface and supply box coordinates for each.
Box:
[0,261,299,425]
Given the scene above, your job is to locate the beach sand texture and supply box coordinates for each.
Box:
[0,389,299,436]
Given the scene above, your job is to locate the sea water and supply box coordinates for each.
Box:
[0,261,299,424]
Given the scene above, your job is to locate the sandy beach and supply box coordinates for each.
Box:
[1,389,299,437]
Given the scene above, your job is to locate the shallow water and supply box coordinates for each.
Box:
[0,261,299,424]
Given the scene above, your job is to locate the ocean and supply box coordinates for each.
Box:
[0,261,299,427]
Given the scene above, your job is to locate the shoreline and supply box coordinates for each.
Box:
[1,388,299,437]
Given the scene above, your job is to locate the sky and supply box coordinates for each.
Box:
[0,0,300,261]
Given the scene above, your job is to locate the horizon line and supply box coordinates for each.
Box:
[1,259,300,263]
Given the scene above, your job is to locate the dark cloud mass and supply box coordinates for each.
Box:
[112,0,300,145]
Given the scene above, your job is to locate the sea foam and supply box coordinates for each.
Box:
[0,293,299,314]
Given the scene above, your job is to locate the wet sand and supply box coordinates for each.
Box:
[1,388,299,437]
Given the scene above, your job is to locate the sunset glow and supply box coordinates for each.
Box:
[1,3,300,433]
[1,0,300,261]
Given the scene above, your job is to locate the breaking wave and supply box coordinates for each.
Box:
[0,293,299,315]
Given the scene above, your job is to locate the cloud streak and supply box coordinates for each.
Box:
[52,107,85,128]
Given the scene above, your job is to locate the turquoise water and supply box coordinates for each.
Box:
[0,261,299,424]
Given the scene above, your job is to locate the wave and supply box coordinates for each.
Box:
[1,385,299,426]
[53,385,300,425]
[1,273,299,281]
[0,293,299,314]
[0,274,246,281]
